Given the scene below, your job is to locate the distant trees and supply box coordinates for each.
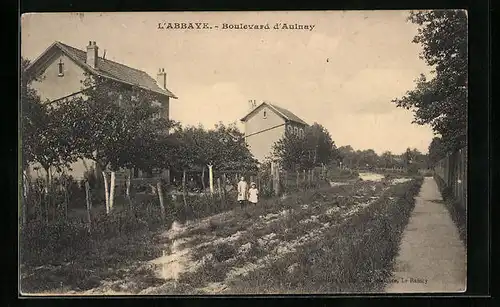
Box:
[393,10,467,152]
[272,123,340,171]
[337,144,429,170]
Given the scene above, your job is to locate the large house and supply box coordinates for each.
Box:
[23,40,177,180]
[240,101,308,162]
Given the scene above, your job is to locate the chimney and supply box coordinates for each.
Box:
[157,68,167,89]
[248,99,257,111]
[86,41,98,69]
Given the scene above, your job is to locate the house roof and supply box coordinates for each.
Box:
[240,102,308,125]
[25,41,177,99]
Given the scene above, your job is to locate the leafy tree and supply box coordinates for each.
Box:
[21,57,80,223]
[355,149,379,169]
[272,123,340,171]
[66,73,176,212]
[428,136,447,167]
[380,151,396,169]
[393,10,467,152]
[338,145,355,168]
[272,130,312,171]
[21,58,79,183]
[170,122,258,173]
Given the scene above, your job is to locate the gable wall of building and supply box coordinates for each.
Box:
[31,52,88,103]
[244,106,286,162]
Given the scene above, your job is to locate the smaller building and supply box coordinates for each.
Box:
[240,101,308,163]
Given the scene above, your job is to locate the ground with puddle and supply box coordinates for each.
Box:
[21,172,415,295]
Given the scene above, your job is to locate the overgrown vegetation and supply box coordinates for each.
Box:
[433,174,467,247]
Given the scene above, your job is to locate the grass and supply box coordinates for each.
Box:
[433,174,467,247]
[20,230,165,293]
[227,177,423,294]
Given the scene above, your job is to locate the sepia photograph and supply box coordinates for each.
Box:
[19,10,467,295]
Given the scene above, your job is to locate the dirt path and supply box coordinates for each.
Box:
[384,177,466,293]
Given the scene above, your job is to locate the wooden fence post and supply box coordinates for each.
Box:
[222,173,228,204]
[157,181,166,221]
[63,179,69,221]
[201,167,206,191]
[217,177,222,208]
[109,171,116,212]
[22,171,28,227]
[85,181,92,233]
[274,162,281,196]
[126,171,132,209]
[271,161,275,195]
[182,170,188,208]
[208,164,214,195]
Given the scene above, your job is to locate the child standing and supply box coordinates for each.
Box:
[248,182,259,206]
[237,176,248,208]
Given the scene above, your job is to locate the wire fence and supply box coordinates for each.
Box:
[21,164,349,227]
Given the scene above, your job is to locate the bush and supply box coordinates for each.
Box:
[406,164,420,175]
[20,221,93,265]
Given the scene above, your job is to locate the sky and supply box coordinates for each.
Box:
[21,11,435,154]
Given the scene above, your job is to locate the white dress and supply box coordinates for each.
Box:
[237,181,248,201]
[248,188,259,204]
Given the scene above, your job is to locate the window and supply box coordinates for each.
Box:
[287,125,293,134]
[299,128,304,137]
[294,127,299,135]
[57,59,64,77]
[263,110,267,119]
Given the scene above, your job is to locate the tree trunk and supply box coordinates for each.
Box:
[85,181,92,233]
[102,171,110,214]
[157,181,165,222]
[109,171,116,212]
[201,167,206,191]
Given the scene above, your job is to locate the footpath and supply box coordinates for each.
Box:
[385,177,466,293]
